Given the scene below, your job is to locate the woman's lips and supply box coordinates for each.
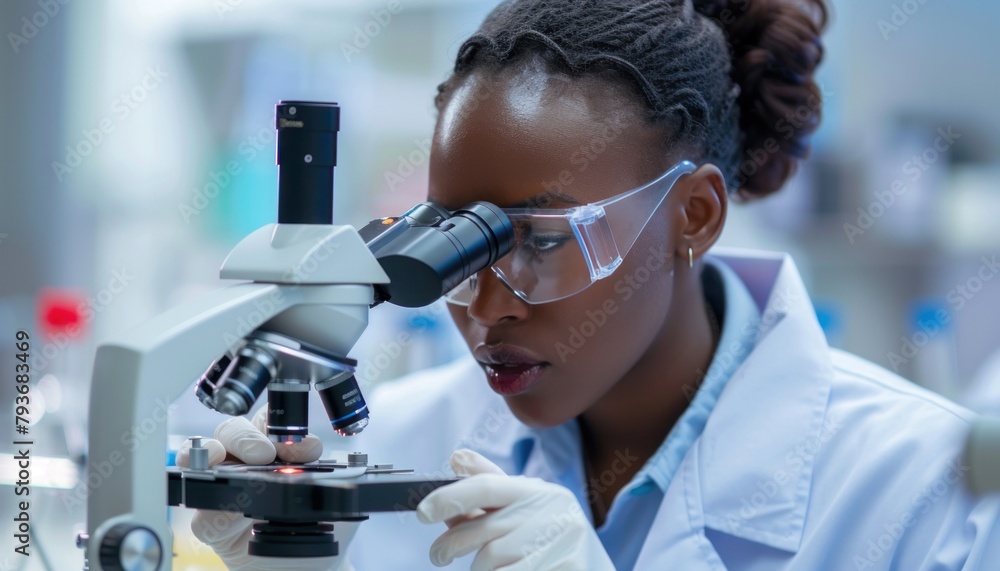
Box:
[483,363,549,396]
[474,344,550,397]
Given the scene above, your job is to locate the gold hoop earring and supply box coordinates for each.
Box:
[688,246,694,268]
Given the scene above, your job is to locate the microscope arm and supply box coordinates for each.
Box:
[86,222,388,571]
[86,281,374,569]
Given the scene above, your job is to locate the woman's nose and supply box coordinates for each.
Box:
[466,269,529,327]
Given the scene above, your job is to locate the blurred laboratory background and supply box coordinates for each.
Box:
[1,0,999,569]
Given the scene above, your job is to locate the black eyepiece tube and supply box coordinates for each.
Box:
[367,201,514,308]
[275,101,340,225]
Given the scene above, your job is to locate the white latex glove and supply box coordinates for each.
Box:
[177,407,358,571]
[416,449,616,571]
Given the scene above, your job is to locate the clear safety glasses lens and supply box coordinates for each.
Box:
[444,160,696,306]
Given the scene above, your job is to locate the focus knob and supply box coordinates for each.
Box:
[98,524,162,571]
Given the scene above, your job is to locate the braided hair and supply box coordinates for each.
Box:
[434,0,828,199]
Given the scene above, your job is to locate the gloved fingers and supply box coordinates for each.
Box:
[251,406,269,433]
[248,406,324,464]
[450,448,506,477]
[215,415,276,465]
[472,522,582,571]
[417,474,541,524]
[492,514,616,571]
[429,507,521,567]
[190,509,253,553]
[274,433,324,463]
[445,509,487,529]
[470,537,521,571]
[175,438,226,468]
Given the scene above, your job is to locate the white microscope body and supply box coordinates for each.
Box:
[85,223,388,570]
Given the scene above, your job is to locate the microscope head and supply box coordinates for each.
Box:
[191,100,514,441]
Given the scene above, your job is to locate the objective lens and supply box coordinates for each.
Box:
[267,382,310,444]
[316,374,369,436]
[194,352,233,409]
[213,346,278,416]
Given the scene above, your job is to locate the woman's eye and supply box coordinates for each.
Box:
[527,234,572,253]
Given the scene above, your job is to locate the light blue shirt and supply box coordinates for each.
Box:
[507,256,762,571]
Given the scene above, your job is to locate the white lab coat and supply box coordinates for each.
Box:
[961,349,1000,415]
[345,248,1000,570]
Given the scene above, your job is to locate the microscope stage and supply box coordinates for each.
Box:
[167,464,458,521]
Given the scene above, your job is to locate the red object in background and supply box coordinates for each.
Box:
[37,289,88,340]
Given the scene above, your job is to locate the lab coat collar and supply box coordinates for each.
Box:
[694,248,834,553]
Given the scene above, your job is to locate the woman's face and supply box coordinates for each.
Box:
[428,62,687,428]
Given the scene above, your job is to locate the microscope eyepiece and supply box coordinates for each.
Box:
[275,101,339,225]
[360,201,514,307]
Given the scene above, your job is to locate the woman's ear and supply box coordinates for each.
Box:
[675,164,727,262]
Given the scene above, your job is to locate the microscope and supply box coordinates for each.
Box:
[82,101,514,570]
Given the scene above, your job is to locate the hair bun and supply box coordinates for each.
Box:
[710,0,828,198]
[691,0,727,19]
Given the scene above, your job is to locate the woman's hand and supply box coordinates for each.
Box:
[417,449,616,570]
[176,408,356,571]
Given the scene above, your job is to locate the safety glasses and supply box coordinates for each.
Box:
[444,160,696,306]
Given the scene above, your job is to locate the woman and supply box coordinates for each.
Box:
[180,0,1000,568]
